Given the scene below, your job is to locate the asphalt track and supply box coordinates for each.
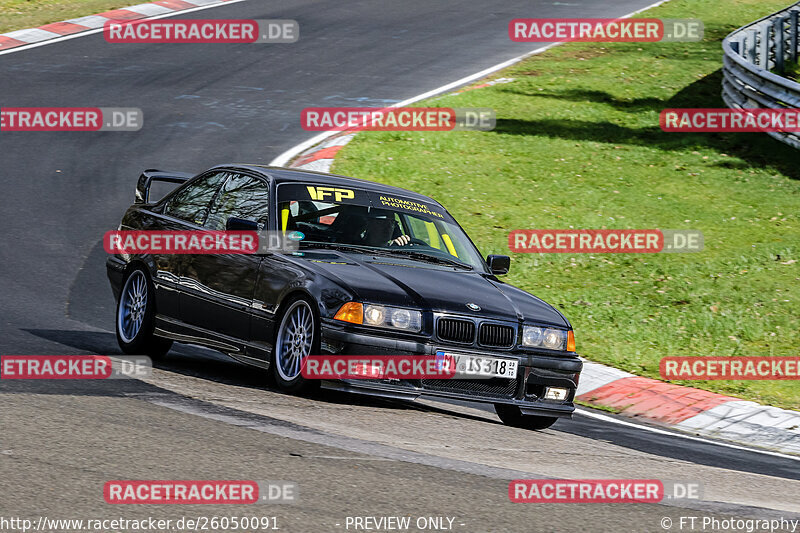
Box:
[1,0,799,531]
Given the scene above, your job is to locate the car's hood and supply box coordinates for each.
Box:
[300,251,568,327]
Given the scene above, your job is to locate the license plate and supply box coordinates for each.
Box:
[435,350,518,379]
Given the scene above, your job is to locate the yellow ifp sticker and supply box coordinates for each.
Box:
[306,186,355,202]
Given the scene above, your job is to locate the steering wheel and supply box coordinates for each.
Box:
[390,237,429,247]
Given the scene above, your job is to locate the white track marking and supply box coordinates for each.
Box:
[576,408,800,462]
[270,42,557,166]
[423,397,800,461]
[269,0,674,166]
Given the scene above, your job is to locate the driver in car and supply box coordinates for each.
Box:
[359,210,414,247]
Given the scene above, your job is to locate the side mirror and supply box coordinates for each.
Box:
[226,217,259,231]
[486,254,510,275]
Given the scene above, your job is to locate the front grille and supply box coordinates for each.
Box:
[437,318,475,344]
[479,323,515,348]
[421,378,518,399]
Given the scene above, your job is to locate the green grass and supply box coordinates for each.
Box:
[334,0,800,411]
[0,0,131,33]
[782,59,800,82]
[575,400,624,415]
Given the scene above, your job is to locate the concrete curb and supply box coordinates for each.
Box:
[289,132,356,172]
[577,361,800,454]
[0,0,237,52]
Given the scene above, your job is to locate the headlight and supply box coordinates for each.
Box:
[365,304,422,331]
[522,326,573,351]
[364,305,385,325]
[334,302,422,332]
[522,326,543,346]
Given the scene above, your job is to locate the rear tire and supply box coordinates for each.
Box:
[495,404,558,430]
[270,296,320,394]
[116,267,172,359]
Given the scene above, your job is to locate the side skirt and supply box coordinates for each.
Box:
[154,315,270,370]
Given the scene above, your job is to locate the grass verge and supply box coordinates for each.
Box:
[334,0,800,411]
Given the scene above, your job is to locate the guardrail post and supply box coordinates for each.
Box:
[791,11,799,64]
[749,30,757,63]
[775,17,785,74]
[760,24,770,69]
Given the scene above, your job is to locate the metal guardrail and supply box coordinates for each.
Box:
[722,2,800,148]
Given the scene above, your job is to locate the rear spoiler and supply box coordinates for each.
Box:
[135,169,194,204]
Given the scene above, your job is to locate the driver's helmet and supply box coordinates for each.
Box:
[361,208,401,246]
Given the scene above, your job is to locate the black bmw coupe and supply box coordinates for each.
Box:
[107,165,582,429]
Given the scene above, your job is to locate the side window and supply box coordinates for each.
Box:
[165,172,228,225]
[204,173,270,231]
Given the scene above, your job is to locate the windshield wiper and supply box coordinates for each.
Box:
[299,241,396,255]
[387,250,474,270]
[300,242,473,269]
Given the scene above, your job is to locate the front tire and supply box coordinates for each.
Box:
[271,296,320,394]
[116,267,172,358]
[495,404,558,430]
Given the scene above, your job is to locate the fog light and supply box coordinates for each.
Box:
[544,387,569,401]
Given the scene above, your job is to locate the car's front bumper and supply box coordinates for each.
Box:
[321,321,582,418]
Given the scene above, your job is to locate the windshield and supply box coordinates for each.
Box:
[277,182,485,270]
